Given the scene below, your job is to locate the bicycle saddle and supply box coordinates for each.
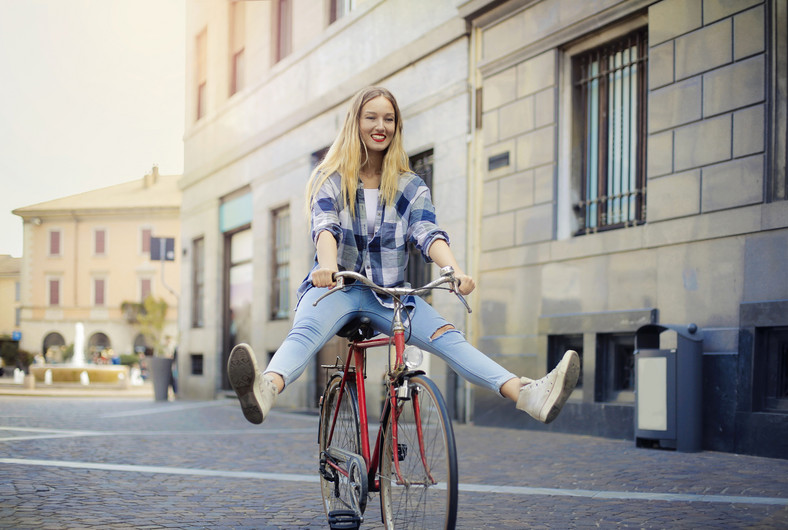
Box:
[337,316,376,341]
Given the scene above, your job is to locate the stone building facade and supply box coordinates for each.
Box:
[179,0,786,457]
[13,168,181,364]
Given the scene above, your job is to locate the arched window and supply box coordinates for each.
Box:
[133,333,150,356]
[88,332,112,358]
[42,332,66,361]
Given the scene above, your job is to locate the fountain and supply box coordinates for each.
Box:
[72,322,86,366]
[28,322,130,388]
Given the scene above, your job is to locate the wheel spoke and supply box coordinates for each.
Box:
[380,376,457,529]
[318,377,366,517]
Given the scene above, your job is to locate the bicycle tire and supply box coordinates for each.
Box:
[379,375,458,529]
[318,374,367,518]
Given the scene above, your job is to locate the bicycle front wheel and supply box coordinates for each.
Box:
[318,374,366,517]
[380,375,458,529]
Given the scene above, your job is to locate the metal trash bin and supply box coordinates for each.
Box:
[634,323,703,452]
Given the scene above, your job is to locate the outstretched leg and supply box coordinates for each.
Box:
[513,350,580,424]
[402,297,580,424]
[227,343,279,424]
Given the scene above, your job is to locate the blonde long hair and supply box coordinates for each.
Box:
[306,87,411,217]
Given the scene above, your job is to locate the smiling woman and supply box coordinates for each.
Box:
[227,86,580,429]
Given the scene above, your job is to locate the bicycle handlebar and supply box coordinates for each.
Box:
[312,266,472,313]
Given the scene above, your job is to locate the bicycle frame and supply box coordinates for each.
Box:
[320,267,467,493]
[322,299,409,492]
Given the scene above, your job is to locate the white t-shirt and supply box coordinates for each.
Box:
[363,188,379,237]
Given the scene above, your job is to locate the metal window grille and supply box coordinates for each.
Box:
[763,327,788,411]
[191,237,204,328]
[407,150,434,294]
[271,207,291,320]
[574,29,648,234]
[596,333,635,403]
[549,334,584,389]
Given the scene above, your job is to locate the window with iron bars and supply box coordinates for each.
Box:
[407,149,434,296]
[573,28,648,234]
[271,206,291,320]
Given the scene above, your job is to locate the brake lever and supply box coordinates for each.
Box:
[452,284,472,314]
[312,275,345,306]
[440,267,472,314]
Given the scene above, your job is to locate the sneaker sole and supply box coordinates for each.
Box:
[541,350,580,424]
[227,344,264,425]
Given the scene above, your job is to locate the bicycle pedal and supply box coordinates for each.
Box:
[397,443,408,461]
[327,509,362,530]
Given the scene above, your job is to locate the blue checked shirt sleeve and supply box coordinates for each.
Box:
[310,175,343,245]
[404,178,449,263]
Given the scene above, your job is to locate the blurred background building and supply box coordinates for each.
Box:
[0,255,22,367]
[12,167,181,365]
[178,0,786,458]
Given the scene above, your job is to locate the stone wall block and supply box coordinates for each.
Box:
[649,40,675,89]
[701,154,764,212]
[515,203,554,245]
[704,0,763,25]
[499,96,535,140]
[480,212,516,251]
[533,164,554,204]
[675,19,732,80]
[734,5,765,60]
[482,180,499,216]
[483,109,499,146]
[703,55,765,117]
[516,126,555,171]
[516,50,556,98]
[733,104,765,157]
[649,0,703,45]
[649,77,702,133]
[647,169,701,222]
[534,88,555,128]
[499,170,535,212]
[483,67,517,111]
[648,130,674,178]
[674,114,732,171]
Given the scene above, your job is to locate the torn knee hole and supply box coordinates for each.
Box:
[431,324,455,340]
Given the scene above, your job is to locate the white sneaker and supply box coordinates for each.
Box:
[516,350,580,424]
[228,343,277,425]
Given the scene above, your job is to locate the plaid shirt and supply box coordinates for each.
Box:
[296,171,449,306]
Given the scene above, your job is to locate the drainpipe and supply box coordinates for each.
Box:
[464,23,484,425]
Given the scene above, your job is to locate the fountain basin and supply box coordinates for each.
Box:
[30,365,130,387]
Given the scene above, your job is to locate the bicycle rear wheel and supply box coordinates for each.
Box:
[318,374,366,518]
[379,375,458,529]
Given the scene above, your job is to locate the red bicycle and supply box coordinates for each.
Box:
[315,267,470,529]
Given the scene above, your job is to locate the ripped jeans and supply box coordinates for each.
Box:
[265,284,516,396]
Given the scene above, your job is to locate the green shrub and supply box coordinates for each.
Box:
[16,349,33,369]
[0,340,19,367]
[119,354,139,366]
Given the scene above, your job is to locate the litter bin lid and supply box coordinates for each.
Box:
[636,323,703,349]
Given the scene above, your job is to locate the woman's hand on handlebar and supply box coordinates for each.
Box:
[311,267,338,288]
[454,273,475,296]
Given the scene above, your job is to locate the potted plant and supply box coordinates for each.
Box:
[131,296,173,401]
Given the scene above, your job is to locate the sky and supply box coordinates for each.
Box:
[0,0,185,258]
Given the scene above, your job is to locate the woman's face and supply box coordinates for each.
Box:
[358,95,396,154]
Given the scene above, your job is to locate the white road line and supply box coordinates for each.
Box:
[1,457,786,506]
[0,426,315,442]
[0,457,317,483]
[99,400,233,418]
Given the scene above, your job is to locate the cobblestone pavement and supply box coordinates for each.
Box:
[1,395,787,529]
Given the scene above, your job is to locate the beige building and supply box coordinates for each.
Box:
[13,167,181,363]
[180,0,786,458]
[0,255,21,340]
